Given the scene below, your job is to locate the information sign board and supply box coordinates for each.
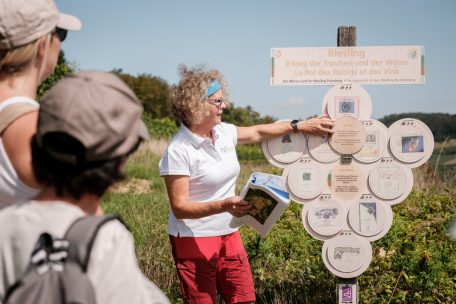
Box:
[271,46,424,85]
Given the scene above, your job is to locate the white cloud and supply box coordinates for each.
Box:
[280,96,308,107]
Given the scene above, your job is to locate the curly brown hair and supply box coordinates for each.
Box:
[170,65,230,127]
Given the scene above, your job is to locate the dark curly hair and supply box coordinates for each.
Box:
[31,132,128,199]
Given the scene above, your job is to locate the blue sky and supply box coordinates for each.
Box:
[57,0,456,120]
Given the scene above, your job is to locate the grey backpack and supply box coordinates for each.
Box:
[5,215,120,304]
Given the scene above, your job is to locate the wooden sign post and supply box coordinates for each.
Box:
[336,26,359,304]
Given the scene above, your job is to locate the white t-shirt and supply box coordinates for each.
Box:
[0,201,169,304]
[159,123,240,237]
[0,97,41,209]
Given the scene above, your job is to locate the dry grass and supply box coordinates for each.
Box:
[142,138,170,157]
[109,178,151,194]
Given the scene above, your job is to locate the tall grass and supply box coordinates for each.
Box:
[102,139,456,303]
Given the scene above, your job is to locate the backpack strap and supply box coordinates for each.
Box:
[0,99,39,134]
[64,214,122,272]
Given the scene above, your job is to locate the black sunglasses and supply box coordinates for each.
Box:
[52,28,68,42]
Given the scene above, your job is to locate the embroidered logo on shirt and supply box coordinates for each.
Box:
[220,146,235,153]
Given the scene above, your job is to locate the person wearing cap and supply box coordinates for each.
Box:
[159,65,334,303]
[0,71,169,304]
[0,0,81,208]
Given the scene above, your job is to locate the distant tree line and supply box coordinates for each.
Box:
[111,69,276,127]
[40,53,455,141]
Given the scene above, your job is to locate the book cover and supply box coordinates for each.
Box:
[233,172,291,237]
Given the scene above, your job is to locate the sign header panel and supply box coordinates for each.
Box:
[271,46,424,85]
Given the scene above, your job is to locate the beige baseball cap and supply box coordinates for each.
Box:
[36,71,149,165]
[0,0,81,50]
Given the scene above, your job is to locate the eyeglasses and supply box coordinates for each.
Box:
[207,98,225,107]
[52,28,68,42]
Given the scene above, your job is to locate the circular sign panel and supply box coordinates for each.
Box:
[308,134,340,163]
[307,199,347,236]
[348,199,393,241]
[323,83,372,120]
[322,232,372,278]
[388,118,434,167]
[329,116,366,155]
[267,132,307,163]
[286,159,325,201]
[368,160,410,201]
[262,120,307,168]
[353,120,388,163]
[328,163,365,202]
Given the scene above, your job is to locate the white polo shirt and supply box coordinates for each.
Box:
[159,123,240,237]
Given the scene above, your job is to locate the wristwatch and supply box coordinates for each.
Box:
[290,119,299,133]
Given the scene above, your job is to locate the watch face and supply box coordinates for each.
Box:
[291,120,299,132]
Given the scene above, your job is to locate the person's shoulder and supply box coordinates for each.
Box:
[0,96,39,109]
[163,128,194,157]
[88,218,133,263]
[0,204,17,236]
[94,219,130,243]
[0,201,83,228]
[218,122,235,129]
[216,122,237,138]
[0,96,39,128]
[0,203,16,217]
[0,201,84,253]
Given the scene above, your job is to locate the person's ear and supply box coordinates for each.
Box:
[36,35,49,60]
[33,35,51,72]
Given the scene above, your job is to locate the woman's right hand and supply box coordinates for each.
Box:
[300,114,334,137]
[222,196,252,217]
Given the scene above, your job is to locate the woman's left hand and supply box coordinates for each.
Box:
[222,196,252,217]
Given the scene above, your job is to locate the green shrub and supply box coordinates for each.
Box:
[142,113,178,139]
[236,144,266,161]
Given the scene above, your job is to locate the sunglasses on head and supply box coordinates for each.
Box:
[52,28,68,42]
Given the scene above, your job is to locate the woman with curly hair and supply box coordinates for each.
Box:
[159,65,334,303]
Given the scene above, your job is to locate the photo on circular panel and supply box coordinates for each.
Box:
[285,159,325,201]
[322,232,373,278]
[306,199,347,236]
[368,159,412,201]
[322,83,372,120]
[388,118,434,168]
[301,200,344,241]
[348,199,393,241]
[262,120,307,168]
[353,119,388,163]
